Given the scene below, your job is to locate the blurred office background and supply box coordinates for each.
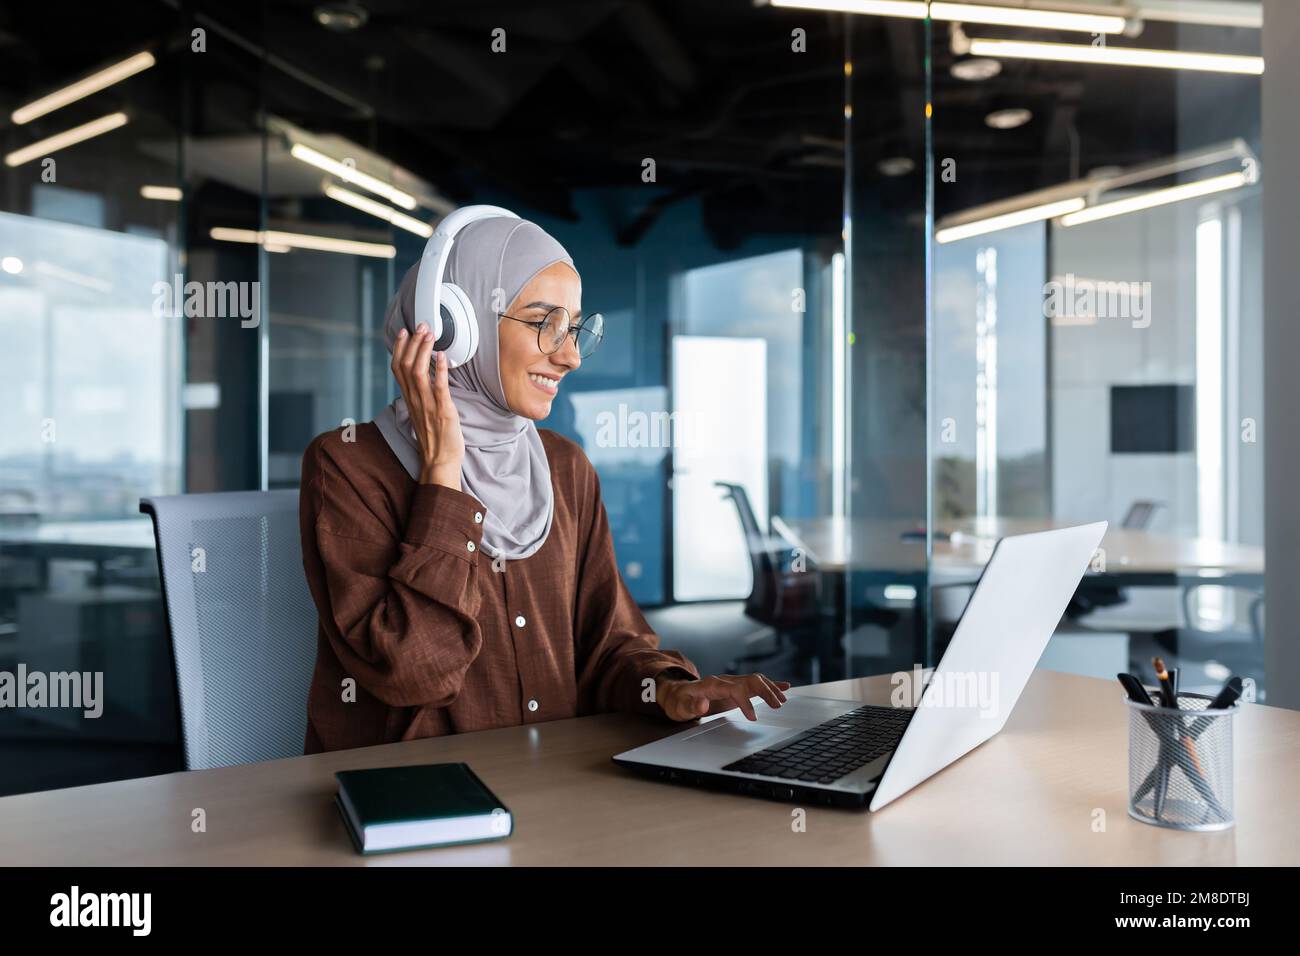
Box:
[0,0,1289,795]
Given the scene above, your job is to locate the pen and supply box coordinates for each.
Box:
[1153,657,1179,709]
[1151,659,1228,820]
[1117,673,1156,706]
[1189,676,1244,739]
[1119,673,1175,811]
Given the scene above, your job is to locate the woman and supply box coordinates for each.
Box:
[300,210,789,753]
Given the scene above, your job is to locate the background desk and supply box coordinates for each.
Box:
[1,670,1296,865]
[772,515,1265,582]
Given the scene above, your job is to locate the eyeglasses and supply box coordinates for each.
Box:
[498,306,604,359]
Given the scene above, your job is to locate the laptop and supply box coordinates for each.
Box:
[613,521,1107,810]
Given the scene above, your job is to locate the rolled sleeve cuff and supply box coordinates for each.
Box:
[403,483,487,563]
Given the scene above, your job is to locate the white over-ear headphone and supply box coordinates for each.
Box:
[414,204,520,368]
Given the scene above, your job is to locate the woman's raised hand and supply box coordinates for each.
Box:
[391,324,466,490]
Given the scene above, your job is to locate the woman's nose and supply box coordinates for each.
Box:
[553,333,581,370]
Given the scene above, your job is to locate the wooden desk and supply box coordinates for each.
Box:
[773,515,1265,583]
[1,671,1295,865]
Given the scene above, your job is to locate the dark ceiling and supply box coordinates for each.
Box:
[0,0,1264,246]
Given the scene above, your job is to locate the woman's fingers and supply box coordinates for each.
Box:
[681,674,792,722]
[432,348,456,418]
[390,328,410,386]
[755,673,789,705]
[412,327,437,405]
[704,676,757,721]
[730,684,759,721]
[747,674,785,710]
[400,324,424,378]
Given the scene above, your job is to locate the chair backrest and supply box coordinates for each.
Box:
[140,490,317,770]
[1179,582,1265,643]
[1122,500,1161,529]
[714,481,775,620]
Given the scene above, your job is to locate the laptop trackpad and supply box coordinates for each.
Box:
[684,718,797,752]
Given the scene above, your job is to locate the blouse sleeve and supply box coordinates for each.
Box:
[572,461,700,718]
[303,438,487,708]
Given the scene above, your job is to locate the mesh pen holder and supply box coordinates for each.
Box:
[1127,691,1237,832]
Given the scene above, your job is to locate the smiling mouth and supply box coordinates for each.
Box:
[528,372,559,394]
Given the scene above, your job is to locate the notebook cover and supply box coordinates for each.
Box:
[334,762,512,855]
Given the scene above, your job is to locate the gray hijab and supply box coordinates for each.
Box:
[373,215,573,560]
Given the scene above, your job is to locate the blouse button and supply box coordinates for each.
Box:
[474,512,483,524]
[527,699,539,712]
[466,541,475,553]
[514,615,526,628]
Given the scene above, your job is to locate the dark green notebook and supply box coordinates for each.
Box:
[335,763,513,855]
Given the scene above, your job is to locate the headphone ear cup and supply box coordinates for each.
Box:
[438,282,479,368]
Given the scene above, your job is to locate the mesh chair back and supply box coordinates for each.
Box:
[141,490,317,770]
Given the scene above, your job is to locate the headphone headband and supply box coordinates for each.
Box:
[435,204,519,240]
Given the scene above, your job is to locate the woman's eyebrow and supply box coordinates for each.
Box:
[522,300,584,320]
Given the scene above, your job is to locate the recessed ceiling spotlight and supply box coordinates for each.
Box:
[877,156,916,177]
[951,57,1002,82]
[985,108,1033,130]
[314,3,368,32]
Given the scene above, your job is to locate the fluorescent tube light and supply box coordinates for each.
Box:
[210,226,396,258]
[769,0,927,18]
[4,112,129,167]
[968,38,1264,75]
[767,1,1125,33]
[1138,0,1261,29]
[141,185,182,201]
[324,184,433,237]
[11,52,155,125]
[936,197,1084,243]
[1058,172,1248,226]
[289,143,417,210]
[930,3,1124,33]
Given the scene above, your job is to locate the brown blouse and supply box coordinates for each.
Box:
[299,422,699,754]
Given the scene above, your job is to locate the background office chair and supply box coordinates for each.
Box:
[1121,500,1162,531]
[1152,582,1265,696]
[714,482,823,675]
[1066,499,1165,620]
[141,490,318,770]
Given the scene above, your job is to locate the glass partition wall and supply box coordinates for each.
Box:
[1,1,852,795]
[0,1,1274,799]
[928,8,1265,698]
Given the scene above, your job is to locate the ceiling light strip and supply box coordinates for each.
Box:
[1059,172,1249,226]
[210,227,396,258]
[767,0,1125,33]
[968,38,1264,75]
[324,185,433,237]
[936,197,1085,243]
[4,112,129,167]
[289,143,418,210]
[11,52,155,125]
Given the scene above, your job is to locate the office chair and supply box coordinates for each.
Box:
[1122,500,1162,530]
[713,482,822,674]
[141,490,318,770]
[1152,582,1265,695]
[1066,499,1164,620]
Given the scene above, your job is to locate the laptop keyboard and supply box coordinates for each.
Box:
[721,704,915,785]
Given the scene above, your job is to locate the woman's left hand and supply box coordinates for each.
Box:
[657,673,791,722]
